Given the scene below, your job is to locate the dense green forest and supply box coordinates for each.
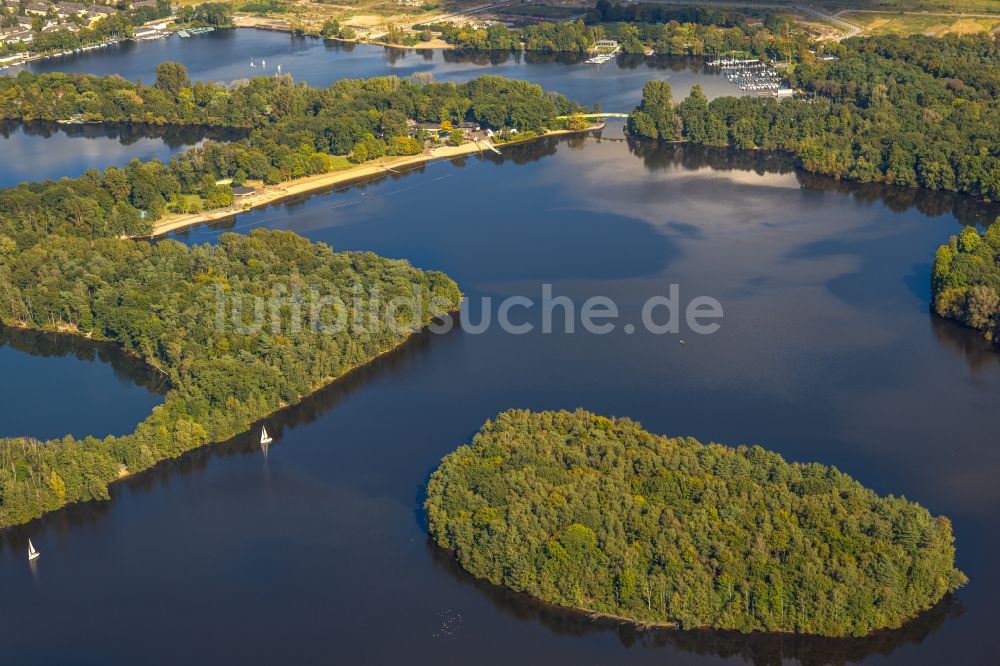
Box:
[0,65,579,132]
[0,230,462,526]
[0,66,583,242]
[627,34,1000,201]
[426,409,966,637]
[932,219,1000,346]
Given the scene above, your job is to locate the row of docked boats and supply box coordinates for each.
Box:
[2,24,214,70]
[34,40,120,61]
[177,26,216,38]
[709,57,784,93]
[585,52,616,65]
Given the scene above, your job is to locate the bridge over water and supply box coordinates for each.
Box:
[556,113,629,119]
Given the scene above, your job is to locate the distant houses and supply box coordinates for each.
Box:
[24,3,51,16]
[0,1,169,49]
[0,29,33,45]
[56,2,88,17]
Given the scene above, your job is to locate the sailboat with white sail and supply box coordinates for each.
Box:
[260,426,273,446]
[27,539,39,561]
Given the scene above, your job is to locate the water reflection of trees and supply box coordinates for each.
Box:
[427,541,962,666]
[0,120,243,149]
[0,325,167,395]
[626,138,1000,227]
[931,315,1000,373]
[324,38,356,54]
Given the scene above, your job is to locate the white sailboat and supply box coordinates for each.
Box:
[250,59,255,68]
[27,539,39,561]
[261,59,266,69]
[260,426,273,446]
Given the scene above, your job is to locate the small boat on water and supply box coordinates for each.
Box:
[27,539,39,562]
[260,426,273,446]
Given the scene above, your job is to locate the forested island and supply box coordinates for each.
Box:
[0,66,585,238]
[426,409,966,637]
[932,219,1000,346]
[626,33,1000,201]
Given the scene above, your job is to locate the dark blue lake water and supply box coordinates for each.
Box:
[0,29,997,666]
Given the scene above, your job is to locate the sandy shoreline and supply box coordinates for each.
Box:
[149,127,602,238]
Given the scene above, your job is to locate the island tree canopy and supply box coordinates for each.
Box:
[427,409,966,637]
[932,218,1000,345]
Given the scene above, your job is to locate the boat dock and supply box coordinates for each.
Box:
[177,26,216,38]
[473,139,502,155]
[585,53,616,65]
[585,39,621,65]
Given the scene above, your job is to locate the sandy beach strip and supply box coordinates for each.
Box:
[149,128,602,238]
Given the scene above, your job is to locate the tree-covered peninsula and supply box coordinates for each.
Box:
[0,230,461,527]
[426,409,966,637]
[0,66,585,239]
[0,67,602,526]
[626,34,1000,201]
[932,218,1000,346]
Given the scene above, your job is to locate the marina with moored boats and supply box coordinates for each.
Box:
[707,56,786,95]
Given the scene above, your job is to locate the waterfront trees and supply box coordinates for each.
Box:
[932,219,1000,345]
[432,4,814,60]
[426,409,967,637]
[627,34,1000,201]
[626,80,677,141]
[0,230,462,526]
[0,69,582,244]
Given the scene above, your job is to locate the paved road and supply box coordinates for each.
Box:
[794,4,862,40]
